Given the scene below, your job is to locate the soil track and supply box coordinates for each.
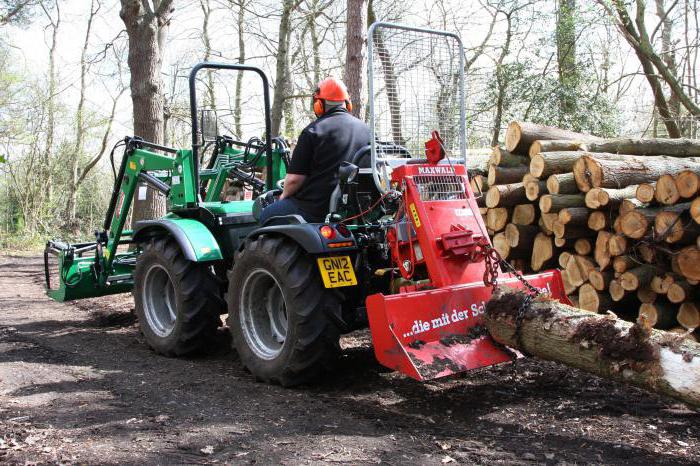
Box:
[0,255,698,464]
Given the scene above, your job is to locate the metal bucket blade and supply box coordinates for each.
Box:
[366,270,569,380]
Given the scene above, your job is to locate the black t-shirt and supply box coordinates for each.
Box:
[287,107,371,216]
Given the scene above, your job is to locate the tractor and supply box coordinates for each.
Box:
[44,23,568,386]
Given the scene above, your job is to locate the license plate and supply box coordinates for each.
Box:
[317,256,357,288]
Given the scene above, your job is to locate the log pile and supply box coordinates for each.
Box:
[479,120,700,339]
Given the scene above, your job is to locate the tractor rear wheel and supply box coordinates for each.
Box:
[227,236,341,386]
[134,237,223,356]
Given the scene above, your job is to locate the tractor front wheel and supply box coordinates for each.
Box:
[227,236,341,386]
[134,237,223,356]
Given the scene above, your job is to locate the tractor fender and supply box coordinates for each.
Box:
[132,218,223,262]
[247,223,356,255]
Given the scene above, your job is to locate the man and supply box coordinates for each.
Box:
[260,77,371,223]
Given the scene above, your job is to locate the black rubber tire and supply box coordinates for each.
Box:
[134,237,224,356]
[227,235,341,386]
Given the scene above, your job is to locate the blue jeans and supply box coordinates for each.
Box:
[260,198,324,224]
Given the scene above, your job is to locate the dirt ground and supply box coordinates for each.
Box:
[0,255,698,465]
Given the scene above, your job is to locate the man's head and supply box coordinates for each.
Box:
[313,77,352,117]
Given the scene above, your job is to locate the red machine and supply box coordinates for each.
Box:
[365,134,569,381]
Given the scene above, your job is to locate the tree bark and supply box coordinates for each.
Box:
[489,165,529,186]
[547,172,578,194]
[270,0,298,136]
[485,287,700,408]
[539,194,586,213]
[344,0,367,119]
[120,0,174,223]
[486,182,527,208]
[530,140,585,158]
[491,147,529,167]
[505,121,600,154]
[574,155,700,192]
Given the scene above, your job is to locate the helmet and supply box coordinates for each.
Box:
[313,77,353,117]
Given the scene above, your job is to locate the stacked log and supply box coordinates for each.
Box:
[480,120,700,338]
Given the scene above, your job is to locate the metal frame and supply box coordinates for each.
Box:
[367,22,467,193]
[189,62,274,192]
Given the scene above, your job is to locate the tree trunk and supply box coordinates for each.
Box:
[512,204,536,225]
[585,185,638,209]
[344,0,366,119]
[574,155,700,192]
[530,140,585,157]
[120,0,174,223]
[486,182,527,208]
[485,286,700,408]
[636,183,656,203]
[491,147,529,167]
[654,174,680,205]
[488,165,529,186]
[675,170,699,198]
[583,137,700,156]
[587,211,609,231]
[270,0,297,136]
[546,172,578,194]
[505,121,600,154]
[556,0,578,119]
[524,180,547,201]
[234,0,246,139]
[539,194,586,213]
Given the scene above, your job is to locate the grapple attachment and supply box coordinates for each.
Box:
[365,162,570,381]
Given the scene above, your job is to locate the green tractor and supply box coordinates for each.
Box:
[45,61,375,385]
[45,24,568,386]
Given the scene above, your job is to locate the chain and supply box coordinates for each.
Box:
[480,242,539,357]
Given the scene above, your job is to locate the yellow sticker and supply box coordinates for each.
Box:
[409,203,421,228]
[129,161,137,171]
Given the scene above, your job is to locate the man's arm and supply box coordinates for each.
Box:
[282,128,313,199]
[280,173,306,199]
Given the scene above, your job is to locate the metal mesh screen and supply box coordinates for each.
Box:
[414,175,467,201]
[368,23,465,164]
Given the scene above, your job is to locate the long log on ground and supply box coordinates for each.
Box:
[574,155,700,192]
[485,287,700,407]
[505,121,600,154]
[546,173,579,194]
[581,137,700,157]
[512,204,536,225]
[488,164,530,185]
[529,140,586,157]
[676,170,699,199]
[491,146,529,167]
[486,182,527,208]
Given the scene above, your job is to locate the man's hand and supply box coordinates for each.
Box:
[280,173,306,199]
